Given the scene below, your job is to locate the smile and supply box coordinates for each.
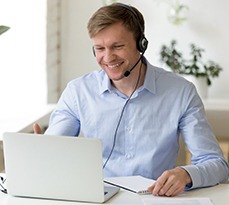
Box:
[106,63,122,69]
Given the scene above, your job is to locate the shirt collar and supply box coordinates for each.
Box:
[143,57,156,94]
[98,57,157,95]
[99,70,112,95]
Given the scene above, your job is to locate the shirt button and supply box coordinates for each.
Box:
[126,154,132,159]
[126,127,131,132]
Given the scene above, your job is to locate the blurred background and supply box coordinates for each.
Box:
[0,0,228,170]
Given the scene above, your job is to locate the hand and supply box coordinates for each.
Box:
[33,123,43,134]
[147,167,192,197]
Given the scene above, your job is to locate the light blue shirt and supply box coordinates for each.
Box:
[45,58,228,189]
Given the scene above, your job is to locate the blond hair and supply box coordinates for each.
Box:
[87,3,145,42]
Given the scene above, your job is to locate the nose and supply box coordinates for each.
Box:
[103,49,116,62]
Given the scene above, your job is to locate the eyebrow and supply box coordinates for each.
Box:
[94,42,125,48]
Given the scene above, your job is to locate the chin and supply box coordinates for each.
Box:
[108,73,125,81]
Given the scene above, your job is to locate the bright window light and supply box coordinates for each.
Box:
[0,0,47,134]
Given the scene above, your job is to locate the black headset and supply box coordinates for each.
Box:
[92,3,148,56]
[101,4,149,168]
[117,3,148,53]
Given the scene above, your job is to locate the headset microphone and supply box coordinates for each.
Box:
[123,53,143,77]
[123,71,131,77]
[123,27,148,78]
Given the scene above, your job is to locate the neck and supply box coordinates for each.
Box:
[112,62,146,97]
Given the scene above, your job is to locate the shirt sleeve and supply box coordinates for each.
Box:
[179,84,229,189]
[45,83,80,136]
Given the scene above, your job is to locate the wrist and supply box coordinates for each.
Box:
[177,167,192,185]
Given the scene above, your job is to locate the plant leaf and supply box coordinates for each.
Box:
[159,39,223,86]
[0,26,10,35]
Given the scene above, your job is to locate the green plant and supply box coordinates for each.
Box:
[0,25,10,35]
[167,2,189,25]
[160,40,223,86]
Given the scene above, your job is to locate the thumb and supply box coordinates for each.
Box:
[33,123,42,134]
[147,183,156,191]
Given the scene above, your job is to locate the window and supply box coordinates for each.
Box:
[0,0,47,136]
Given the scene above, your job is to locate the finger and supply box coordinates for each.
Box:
[33,123,42,134]
[147,183,156,194]
[161,174,186,196]
[147,183,154,191]
[151,171,169,196]
[164,182,184,197]
[165,168,190,196]
[162,181,179,196]
[158,171,176,195]
[152,181,166,196]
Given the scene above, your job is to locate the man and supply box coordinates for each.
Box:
[34,3,228,196]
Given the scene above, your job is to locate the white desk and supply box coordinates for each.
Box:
[0,183,229,205]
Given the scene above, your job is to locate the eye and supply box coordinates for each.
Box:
[94,47,104,52]
[113,44,124,49]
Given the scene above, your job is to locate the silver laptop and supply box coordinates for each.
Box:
[3,132,119,203]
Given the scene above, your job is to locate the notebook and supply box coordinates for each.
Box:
[3,132,119,203]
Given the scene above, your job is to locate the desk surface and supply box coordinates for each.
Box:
[0,183,228,205]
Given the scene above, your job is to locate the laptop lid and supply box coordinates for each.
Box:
[3,132,119,203]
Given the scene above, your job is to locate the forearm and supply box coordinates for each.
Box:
[182,158,229,189]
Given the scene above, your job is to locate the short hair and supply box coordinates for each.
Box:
[87,3,145,42]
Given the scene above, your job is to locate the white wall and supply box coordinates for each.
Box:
[60,0,229,99]
[133,0,229,99]
[60,0,102,93]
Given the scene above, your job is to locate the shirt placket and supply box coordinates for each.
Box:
[124,104,135,160]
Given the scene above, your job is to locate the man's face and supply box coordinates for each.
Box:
[92,22,139,81]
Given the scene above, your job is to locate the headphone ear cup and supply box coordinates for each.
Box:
[137,36,148,53]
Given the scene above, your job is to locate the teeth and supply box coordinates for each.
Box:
[107,63,120,68]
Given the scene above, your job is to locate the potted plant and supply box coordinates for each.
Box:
[160,40,223,98]
[0,25,10,35]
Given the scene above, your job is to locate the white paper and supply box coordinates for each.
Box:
[141,197,214,205]
[104,175,155,192]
